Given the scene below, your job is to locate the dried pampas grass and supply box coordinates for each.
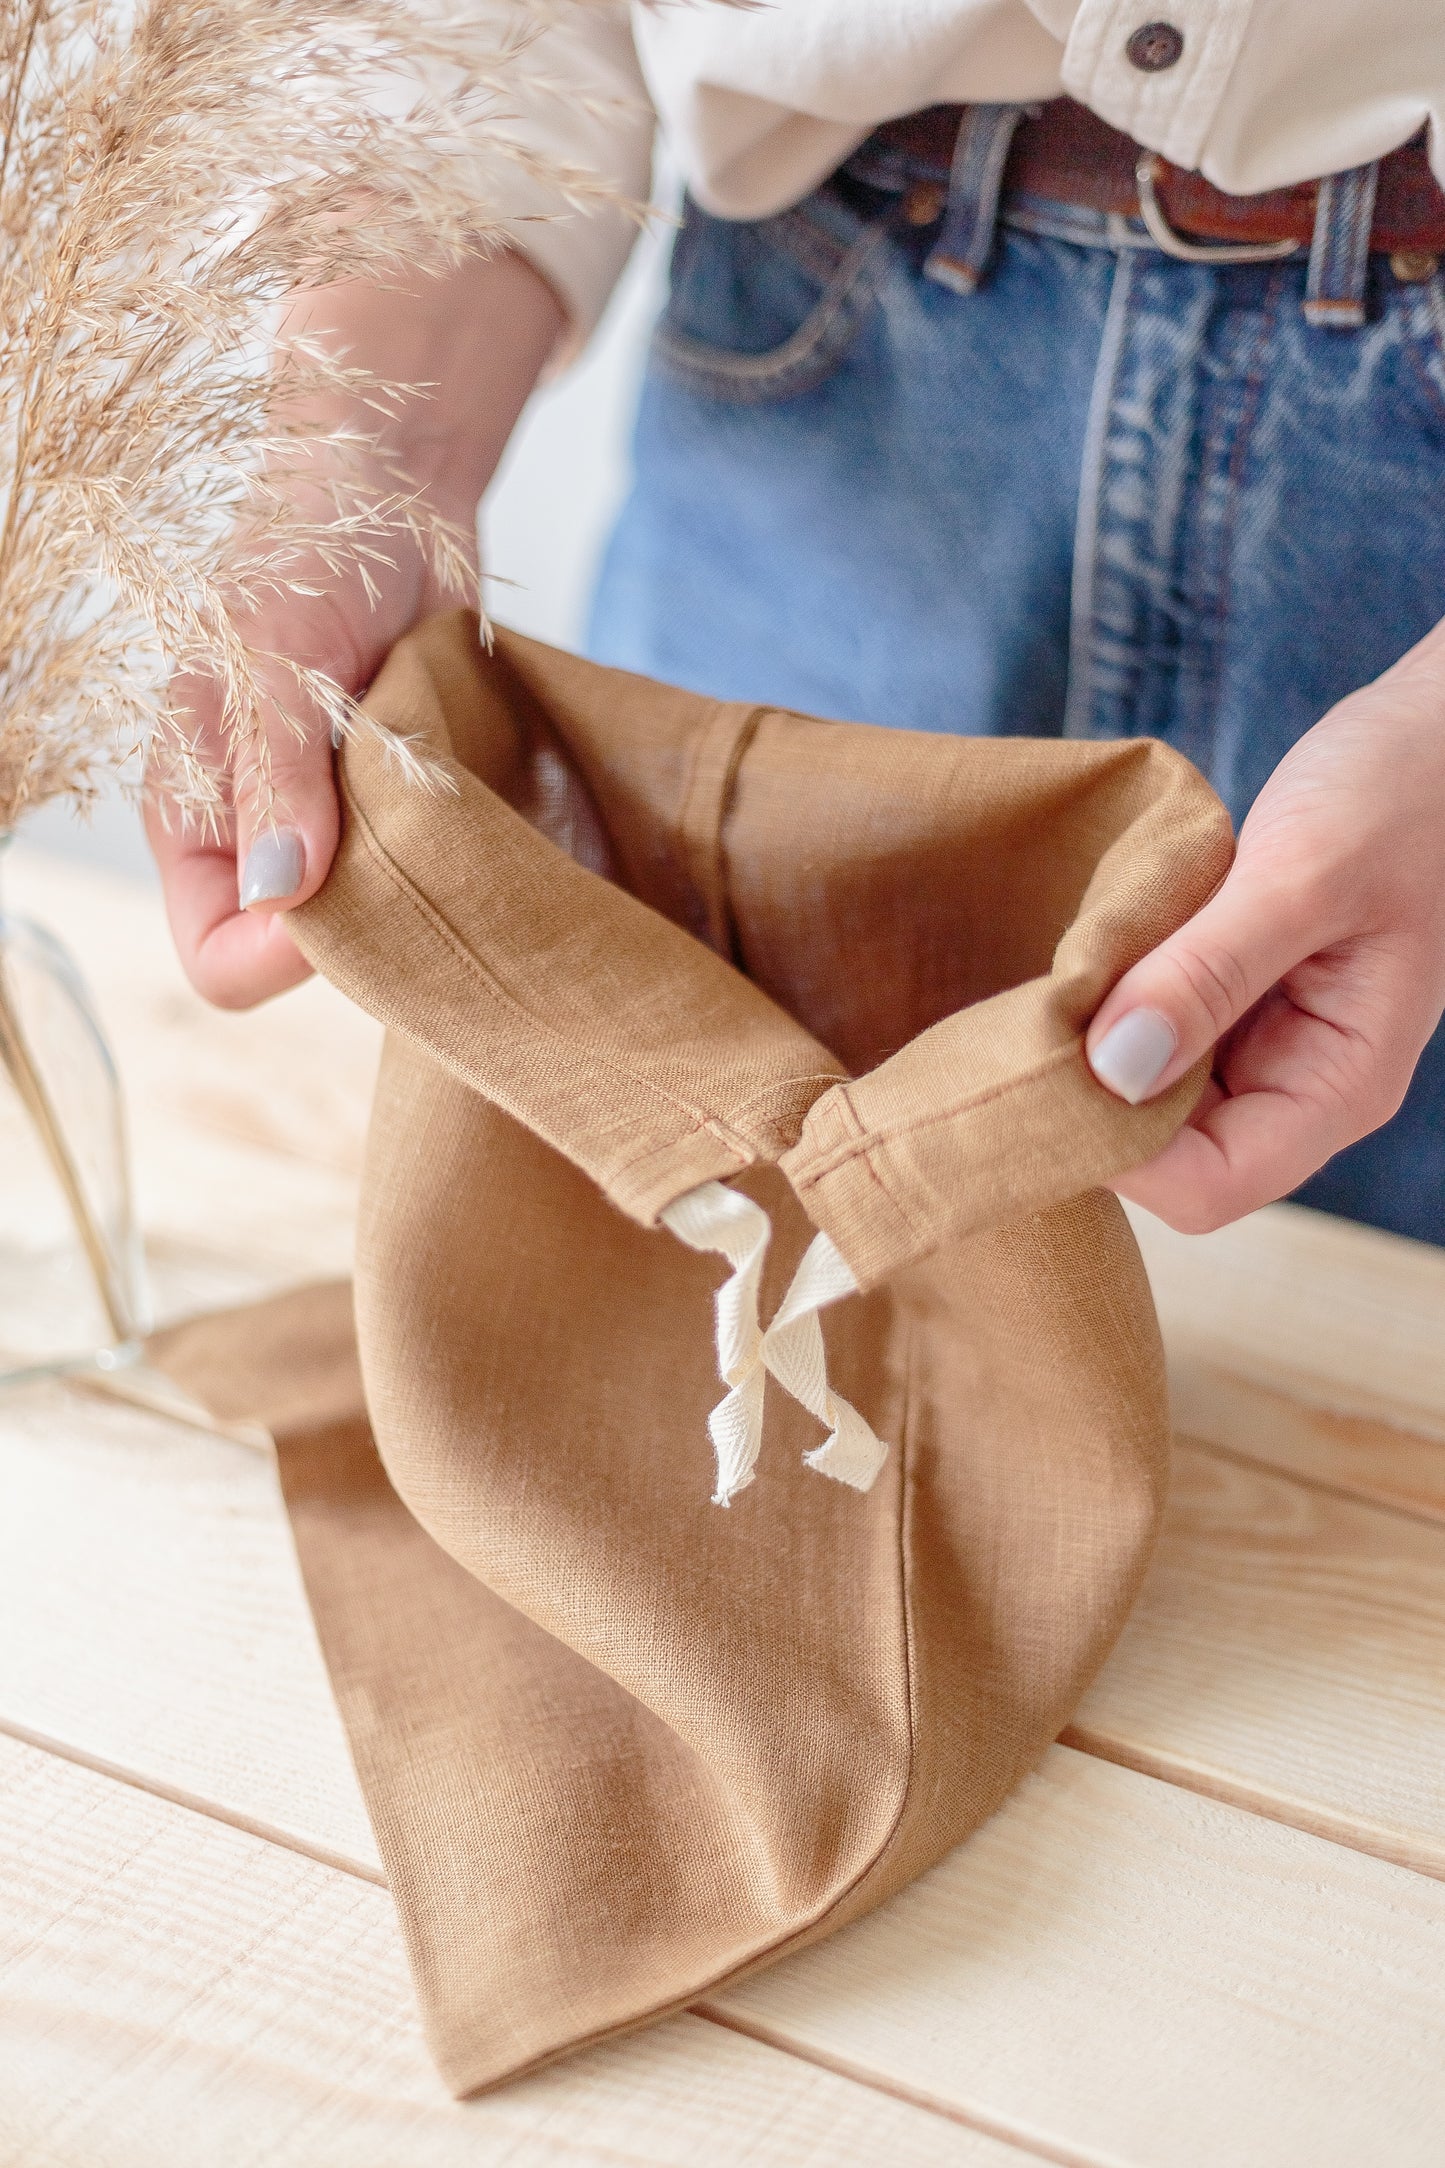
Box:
[0,0,622,833]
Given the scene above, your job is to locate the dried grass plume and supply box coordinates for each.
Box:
[0,0,620,833]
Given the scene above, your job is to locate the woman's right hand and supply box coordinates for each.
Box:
[146,249,562,1010]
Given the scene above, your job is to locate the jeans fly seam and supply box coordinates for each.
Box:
[1063,247,1136,738]
[1396,277,1445,431]
[1206,264,1285,649]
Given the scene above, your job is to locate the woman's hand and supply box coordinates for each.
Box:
[1087,622,1445,1231]
[145,249,562,1010]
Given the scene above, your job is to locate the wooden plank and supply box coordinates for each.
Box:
[1166,1359,1445,1525]
[10,1365,1445,1889]
[711,1745,1445,2168]
[0,1384,377,1871]
[1129,1202,1445,1459]
[1067,1439,1445,1874]
[0,1736,1011,2168]
[7,1389,1445,2164]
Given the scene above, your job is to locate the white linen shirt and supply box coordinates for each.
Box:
[505,1,1445,342]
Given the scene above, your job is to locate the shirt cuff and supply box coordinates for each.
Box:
[488,3,655,352]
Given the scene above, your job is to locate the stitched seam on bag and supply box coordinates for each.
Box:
[729,1307,921,1960]
[340,772,768,1167]
[603,1128,749,1195]
[726,1069,849,1124]
[790,1083,928,1247]
[799,1038,1085,1178]
[495,1339,921,2066]
[710,702,770,970]
[866,1303,921,1883]
[853,1133,928,1245]
[703,1314,919,1970]
[676,701,769,960]
[676,703,733,953]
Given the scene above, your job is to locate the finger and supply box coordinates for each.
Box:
[225,654,344,921]
[147,573,365,1006]
[1112,981,1416,1231]
[1086,864,1315,1106]
[147,648,341,1008]
[1115,1078,1351,1231]
[145,794,316,1009]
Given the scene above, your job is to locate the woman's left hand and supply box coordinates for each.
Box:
[1085,620,1445,1233]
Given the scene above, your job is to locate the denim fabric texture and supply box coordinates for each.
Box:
[587,156,1445,1246]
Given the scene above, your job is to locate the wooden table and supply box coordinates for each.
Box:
[3,843,1444,2168]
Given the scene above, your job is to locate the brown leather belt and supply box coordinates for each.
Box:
[874,99,1445,269]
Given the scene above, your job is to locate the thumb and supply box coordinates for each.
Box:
[231,682,342,919]
[1085,867,1309,1105]
[149,648,344,1011]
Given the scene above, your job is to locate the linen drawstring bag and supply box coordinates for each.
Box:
[148,612,1232,2096]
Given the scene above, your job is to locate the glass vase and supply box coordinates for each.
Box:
[0,835,151,1383]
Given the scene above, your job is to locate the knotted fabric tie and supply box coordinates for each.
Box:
[660,1180,891,1506]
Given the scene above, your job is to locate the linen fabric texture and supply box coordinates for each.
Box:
[589,166,1445,1243]
[155,613,1231,2094]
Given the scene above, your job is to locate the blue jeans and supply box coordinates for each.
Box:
[587,158,1445,1246]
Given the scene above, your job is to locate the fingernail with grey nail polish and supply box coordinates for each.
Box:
[239,828,304,910]
[1089,1009,1178,1105]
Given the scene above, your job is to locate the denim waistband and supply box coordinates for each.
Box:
[840,127,1173,270]
[841,114,1383,323]
[843,143,1257,257]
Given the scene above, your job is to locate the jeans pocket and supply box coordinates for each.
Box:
[652,190,892,404]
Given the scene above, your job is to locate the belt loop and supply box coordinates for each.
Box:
[925,103,1030,296]
[1304,160,1380,328]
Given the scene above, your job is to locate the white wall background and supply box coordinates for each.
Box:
[21,224,667,883]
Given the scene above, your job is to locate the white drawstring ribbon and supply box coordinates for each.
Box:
[660,1180,891,1506]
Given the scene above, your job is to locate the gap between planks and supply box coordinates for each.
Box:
[0,1714,1055,2168]
[1058,1722,1444,1883]
[0,1712,385,1886]
[0,1734,1033,2168]
[692,2005,1107,2168]
[15,1673,1436,1908]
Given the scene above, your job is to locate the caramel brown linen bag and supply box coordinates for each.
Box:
[158,611,1232,2096]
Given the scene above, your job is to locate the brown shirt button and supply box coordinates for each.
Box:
[1126,21,1185,70]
